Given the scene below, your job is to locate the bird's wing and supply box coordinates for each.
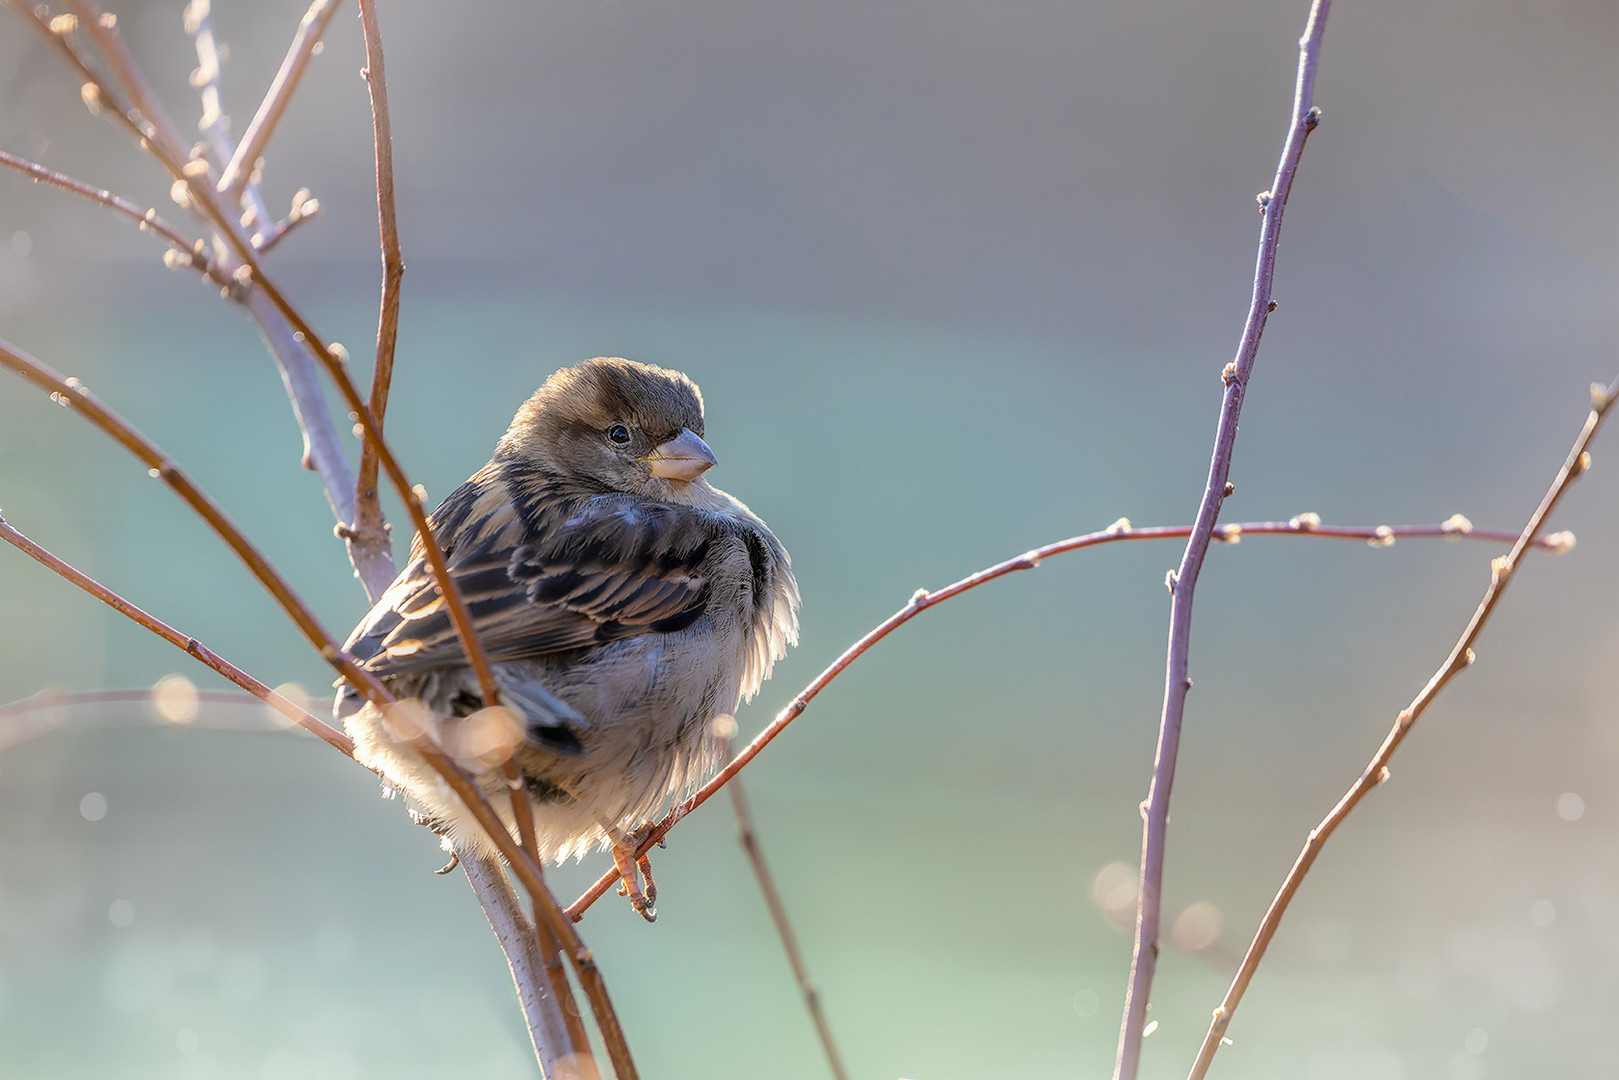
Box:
[343,488,719,677]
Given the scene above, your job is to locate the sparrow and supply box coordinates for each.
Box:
[335,357,799,918]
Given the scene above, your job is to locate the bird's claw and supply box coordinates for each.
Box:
[610,840,657,921]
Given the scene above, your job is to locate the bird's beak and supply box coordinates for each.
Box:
[642,427,717,481]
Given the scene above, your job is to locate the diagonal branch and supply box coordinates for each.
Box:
[1115,3,1332,1076]
[0,336,381,698]
[1186,375,1619,1079]
[564,513,1563,917]
[0,149,220,281]
[0,516,353,754]
[186,0,273,233]
[214,0,343,201]
[728,765,849,1080]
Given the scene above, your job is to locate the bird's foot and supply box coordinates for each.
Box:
[608,820,664,922]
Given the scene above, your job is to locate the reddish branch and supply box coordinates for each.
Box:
[6,7,630,1072]
[349,0,406,604]
[0,517,353,755]
[564,513,1561,918]
[1187,376,1619,1079]
[1114,3,1332,1076]
[728,765,850,1080]
[0,150,219,280]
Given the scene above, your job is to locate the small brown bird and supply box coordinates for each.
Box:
[336,358,799,918]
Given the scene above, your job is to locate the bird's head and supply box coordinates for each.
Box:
[498,357,718,498]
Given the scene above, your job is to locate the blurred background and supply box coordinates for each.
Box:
[1,1,1615,1077]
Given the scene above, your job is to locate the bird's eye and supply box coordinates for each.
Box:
[607,424,632,445]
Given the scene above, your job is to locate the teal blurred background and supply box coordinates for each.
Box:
[1,1,1616,1077]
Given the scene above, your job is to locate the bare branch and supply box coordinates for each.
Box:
[186,0,274,232]
[7,1,364,549]
[1187,375,1617,1078]
[1115,4,1332,1075]
[215,0,343,201]
[0,516,353,755]
[254,188,321,253]
[0,335,379,698]
[347,0,405,604]
[565,513,1557,917]
[728,766,850,1080]
[0,149,220,280]
[461,849,598,1078]
[61,0,192,161]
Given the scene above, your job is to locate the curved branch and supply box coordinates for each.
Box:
[0,517,352,754]
[0,150,219,281]
[565,512,1562,917]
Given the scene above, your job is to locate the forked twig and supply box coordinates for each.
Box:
[1115,3,1331,1076]
[1186,375,1619,1079]
[565,513,1561,917]
[0,517,353,754]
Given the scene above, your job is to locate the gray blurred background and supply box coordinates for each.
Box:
[1,1,1615,1077]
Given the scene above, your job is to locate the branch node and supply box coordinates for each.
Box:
[1222,482,1234,497]
[1289,511,1321,531]
[1221,361,1239,386]
[1592,382,1613,412]
[1106,516,1132,535]
[1305,105,1323,130]
[1164,569,1178,594]
[1440,513,1473,536]
[1256,190,1272,211]
[1367,525,1395,548]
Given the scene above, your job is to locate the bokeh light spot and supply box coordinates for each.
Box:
[1170,901,1224,952]
[108,899,134,928]
[152,674,200,724]
[1556,792,1585,822]
[79,791,108,821]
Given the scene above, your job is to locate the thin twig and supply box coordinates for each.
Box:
[214,0,342,200]
[253,189,321,253]
[186,0,274,233]
[349,0,405,605]
[0,507,634,1073]
[0,516,353,755]
[0,336,386,700]
[565,513,1558,917]
[1187,375,1618,1079]
[61,0,191,162]
[728,764,850,1080]
[0,149,218,280]
[1115,4,1332,1077]
[6,0,361,539]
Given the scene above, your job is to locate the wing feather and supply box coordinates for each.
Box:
[343,464,721,677]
